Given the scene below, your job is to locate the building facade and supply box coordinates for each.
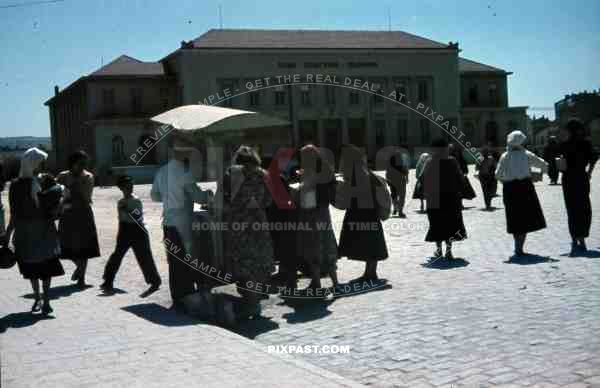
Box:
[45,55,178,182]
[47,29,528,180]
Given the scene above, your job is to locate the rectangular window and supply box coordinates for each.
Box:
[398,119,408,143]
[371,82,383,105]
[375,119,386,147]
[395,81,407,102]
[418,80,428,102]
[420,119,430,145]
[274,86,286,106]
[349,91,360,105]
[300,85,311,106]
[249,91,260,106]
[102,88,116,116]
[489,83,498,106]
[130,88,143,114]
[220,80,236,107]
[468,85,478,105]
[325,86,336,105]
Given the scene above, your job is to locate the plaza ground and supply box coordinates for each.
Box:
[2,168,600,387]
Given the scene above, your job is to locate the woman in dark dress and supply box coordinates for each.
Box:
[5,148,64,315]
[423,138,467,259]
[476,147,498,210]
[266,167,299,290]
[293,145,339,291]
[495,130,548,256]
[560,118,597,255]
[57,151,100,287]
[336,145,388,281]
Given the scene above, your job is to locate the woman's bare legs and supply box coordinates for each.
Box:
[514,233,526,256]
[30,279,42,312]
[41,278,53,314]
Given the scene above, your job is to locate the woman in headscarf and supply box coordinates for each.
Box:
[57,150,100,288]
[218,145,273,318]
[495,130,548,256]
[559,118,597,255]
[422,138,467,259]
[336,145,388,282]
[292,145,339,292]
[5,148,64,315]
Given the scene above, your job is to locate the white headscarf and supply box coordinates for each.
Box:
[19,147,48,206]
[506,130,527,150]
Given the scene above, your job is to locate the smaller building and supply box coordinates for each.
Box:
[555,90,600,125]
[45,55,178,183]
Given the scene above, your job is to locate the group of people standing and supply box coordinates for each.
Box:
[3,150,100,314]
[1,117,596,319]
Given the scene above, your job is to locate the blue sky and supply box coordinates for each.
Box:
[0,0,598,137]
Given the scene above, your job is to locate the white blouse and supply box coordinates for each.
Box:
[495,149,548,182]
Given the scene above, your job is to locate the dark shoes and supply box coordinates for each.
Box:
[100,282,114,292]
[41,301,53,316]
[31,299,43,313]
[140,282,161,298]
[32,299,52,315]
[569,241,587,257]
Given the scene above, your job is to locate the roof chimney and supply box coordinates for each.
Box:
[54,85,59,96]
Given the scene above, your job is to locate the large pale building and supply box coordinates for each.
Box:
[46,29,528,180]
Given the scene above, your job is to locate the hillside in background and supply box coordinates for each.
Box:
[0,136,51,150]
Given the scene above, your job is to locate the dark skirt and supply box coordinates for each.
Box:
[17,258,64,280]
[338,208,388,261]
[562,172,592,239]
[412,178,424,200]
[502,179,546,234]
[59,205,100,260]
[461,176,477,200]
[13,219,61,262]
[425,197,467,242]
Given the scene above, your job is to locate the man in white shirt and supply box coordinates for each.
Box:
[151,135,213,308]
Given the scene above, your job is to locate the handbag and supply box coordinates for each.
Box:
[0,245,16,269]
[371,173,392,221]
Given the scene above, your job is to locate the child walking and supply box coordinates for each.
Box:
[101,176,161,294]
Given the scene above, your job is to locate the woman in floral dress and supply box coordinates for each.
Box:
[218,145,273,318]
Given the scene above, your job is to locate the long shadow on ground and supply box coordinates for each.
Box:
[22,284,95,300]
[421,257,470,269]
[0,311,55,333]
[560,250,600,259]
[122,303,200,327]
[504,254,559,265]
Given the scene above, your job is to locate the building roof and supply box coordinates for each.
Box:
[45,55,166,105]
[90,55,164,76]
[185,28,453,50]
[459,57,509,74]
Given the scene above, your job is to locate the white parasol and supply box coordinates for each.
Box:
[151,104,289,133]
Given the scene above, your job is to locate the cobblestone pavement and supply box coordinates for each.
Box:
[0,188,362,388]
[2,168,600,388]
